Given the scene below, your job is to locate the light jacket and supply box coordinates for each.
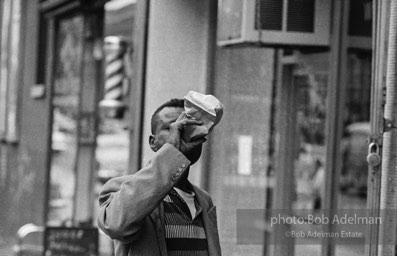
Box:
[97,143,221,256]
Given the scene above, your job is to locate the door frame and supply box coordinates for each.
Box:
[41,0,104,225]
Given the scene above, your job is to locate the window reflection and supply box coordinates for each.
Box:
[209,47,275,255]
[48,14,83,225]
[95,0,134,184]
[335,52,371,256]
[291,51,371,255]
[292,60,328,212]
[210,48,371,255]
[288,52,328,255]
[339,52,371,203]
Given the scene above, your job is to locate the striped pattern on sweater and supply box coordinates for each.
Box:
[163,189,208,256]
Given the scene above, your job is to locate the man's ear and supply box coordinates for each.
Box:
[149,135,157,152]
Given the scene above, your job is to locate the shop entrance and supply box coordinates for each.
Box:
[273,50,371,256]
[41,0,134,227]
[41,1,105,225]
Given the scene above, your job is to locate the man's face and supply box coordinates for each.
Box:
[149,106,202,164]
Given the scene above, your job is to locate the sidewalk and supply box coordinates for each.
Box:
[0,231,113,256]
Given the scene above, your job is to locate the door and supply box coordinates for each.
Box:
[41,0,104,225]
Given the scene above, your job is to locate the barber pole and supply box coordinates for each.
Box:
[104,36,126,101]
[100,36,128,117]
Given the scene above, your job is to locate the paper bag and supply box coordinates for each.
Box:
[182,91,223,142]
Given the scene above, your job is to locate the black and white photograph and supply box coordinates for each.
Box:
[0,0,393,256]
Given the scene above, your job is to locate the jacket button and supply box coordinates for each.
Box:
[181,164,186,168]
[171,175,178,181]
[177,167,183,172]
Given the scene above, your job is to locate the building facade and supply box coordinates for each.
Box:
[0,0,388,256]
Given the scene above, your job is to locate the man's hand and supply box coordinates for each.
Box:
[167,112,206,161]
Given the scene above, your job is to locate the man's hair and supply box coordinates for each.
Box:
[151,98,184,134]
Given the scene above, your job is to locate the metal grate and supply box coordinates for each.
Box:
[255,0,283,31]
[287,0,315,32]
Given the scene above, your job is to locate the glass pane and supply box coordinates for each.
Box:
[285,51,371,255]
[335,51,371,255]
[340,53,371,199]
[95,0,134,185]
[210,47,276,255]
[96,2,135,252]
[48,14,84,225]
[289,52,329,255]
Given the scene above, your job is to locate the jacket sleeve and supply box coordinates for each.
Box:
[97,143,191,243]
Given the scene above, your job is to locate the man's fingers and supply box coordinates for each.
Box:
[187,137,207,146]
[171,117,203,131]
[176,111,187,122]
[183,119,203,126]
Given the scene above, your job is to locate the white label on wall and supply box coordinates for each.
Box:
[238,135,252,175]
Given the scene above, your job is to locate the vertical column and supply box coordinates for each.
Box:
[142,0,217,185]
[6,0,22,143]
[128,0,150,173]
[272,63,297,256]
[0,2,11,232]
[378,0,397,255]
[322,0,348,255]
[0,0,11,139]
[366,0,390,255]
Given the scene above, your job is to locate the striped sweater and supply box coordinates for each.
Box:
[163,188,209,256]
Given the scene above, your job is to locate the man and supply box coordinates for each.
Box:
[98,99,221,256]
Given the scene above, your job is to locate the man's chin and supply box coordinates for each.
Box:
[186,145,203,165]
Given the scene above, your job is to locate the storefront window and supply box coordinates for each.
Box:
[209,47,276,255]
[214,0,373,254]
[211,47,372,255]
[95,0,134,196]
[48,14,83,225]
[335,51,371,255]
[45,0,135,228]
[288,51,329,255]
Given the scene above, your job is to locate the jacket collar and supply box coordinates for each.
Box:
[150,203,167,256]
[192,185,221,256]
